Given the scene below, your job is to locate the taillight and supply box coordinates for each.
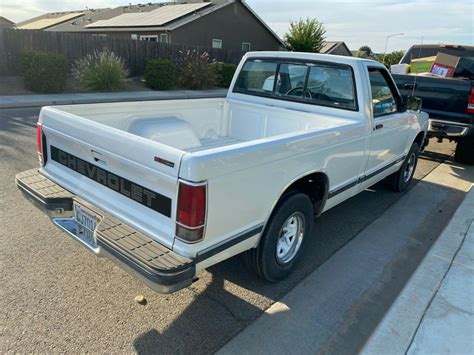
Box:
[467,87,474,114]
[36,122,44,166]
[176,181,207,242]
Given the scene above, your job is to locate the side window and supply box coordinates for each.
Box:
[305,64,356,110]
[212,39,222,49]
[274,63,308,98]
[160,33,169,43]
[234,60,278,94]
[140,35,158,42]
[369,69,398,117]
[242,42,251,52]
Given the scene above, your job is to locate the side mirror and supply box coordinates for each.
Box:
[406,96,422,112]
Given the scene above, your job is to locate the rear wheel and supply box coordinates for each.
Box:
[243,192,313,281]
[454,137,474,165]
[386,142,419,192]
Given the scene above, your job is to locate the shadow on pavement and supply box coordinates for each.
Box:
[132,158,472,354]
[419,148,453,163]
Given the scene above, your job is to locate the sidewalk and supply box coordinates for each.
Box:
[0,89,228,109]
[362,186,474,354]
[218,161,473,354]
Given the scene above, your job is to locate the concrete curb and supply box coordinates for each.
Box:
[0,89,228,109]
[361,185,474,354]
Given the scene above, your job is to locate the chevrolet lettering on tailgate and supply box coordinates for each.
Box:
[51,146,172,217]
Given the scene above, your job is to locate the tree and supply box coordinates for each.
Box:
[359,45,373,55]
[284,18,326,53]
[356,45,374,58]
[380,50,404,68]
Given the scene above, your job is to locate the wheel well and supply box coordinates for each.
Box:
[414,131,425,148]
[284,172,329,217]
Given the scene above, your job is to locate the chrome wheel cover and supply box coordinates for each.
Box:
[403,152,416,183]
[276,212,305,264]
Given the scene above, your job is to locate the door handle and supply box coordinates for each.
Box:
[404,82,416,90]
[373,124,384,131]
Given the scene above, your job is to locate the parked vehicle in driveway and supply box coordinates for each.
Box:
[16,52,428,293]
[392,44,474,164]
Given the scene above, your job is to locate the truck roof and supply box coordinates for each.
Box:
[244,51,379,66]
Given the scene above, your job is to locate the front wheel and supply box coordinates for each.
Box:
[243,192,313,282]
[386,142,420,192]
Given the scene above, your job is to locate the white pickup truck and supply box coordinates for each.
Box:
[16,52,428,293]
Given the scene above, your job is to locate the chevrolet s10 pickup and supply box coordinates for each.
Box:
[16,52,428,293]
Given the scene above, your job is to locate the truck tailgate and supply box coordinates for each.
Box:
[39,106,184,249]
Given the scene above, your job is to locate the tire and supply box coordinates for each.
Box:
[243,192,313,282]
[386,142,420,192]
[454,137,474,165]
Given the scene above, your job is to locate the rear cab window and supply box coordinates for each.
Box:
[233,58,358,111]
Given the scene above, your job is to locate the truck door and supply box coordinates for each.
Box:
[360,66,411,189]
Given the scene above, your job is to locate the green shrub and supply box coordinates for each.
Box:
[176,50,216,89]
[144,59,176,90]
[73,49,128,92]
[21,50,68,93]
[213,62,237,88]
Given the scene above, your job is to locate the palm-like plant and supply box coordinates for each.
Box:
[73,49,128,92]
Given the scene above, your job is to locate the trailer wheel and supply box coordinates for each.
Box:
[243,192,313,282]
[454,137,474,165]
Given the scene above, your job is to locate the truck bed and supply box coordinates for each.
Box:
[50,98,355,153]
[393,73,473,123]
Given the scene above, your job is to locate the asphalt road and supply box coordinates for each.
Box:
[0,107,457,353]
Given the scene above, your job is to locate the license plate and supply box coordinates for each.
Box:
[74,202,100,248]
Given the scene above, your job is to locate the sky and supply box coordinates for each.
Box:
[0,0,472,52]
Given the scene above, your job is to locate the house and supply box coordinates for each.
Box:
[0,16,15,29]
[320,41,352,56]
[86,0,283,51]
[15,0,284,52]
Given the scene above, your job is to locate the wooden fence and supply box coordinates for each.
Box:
[0,29,245,76]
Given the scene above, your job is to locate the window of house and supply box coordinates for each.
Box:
[368,68,398,117]
[140,35,158,42]
[242,42,251,52]
[160,33,169,44]
[131,34,138,40]
[233,58,357,111]
[212,39,222,49]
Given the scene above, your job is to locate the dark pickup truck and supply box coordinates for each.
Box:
[392,44,474,164]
